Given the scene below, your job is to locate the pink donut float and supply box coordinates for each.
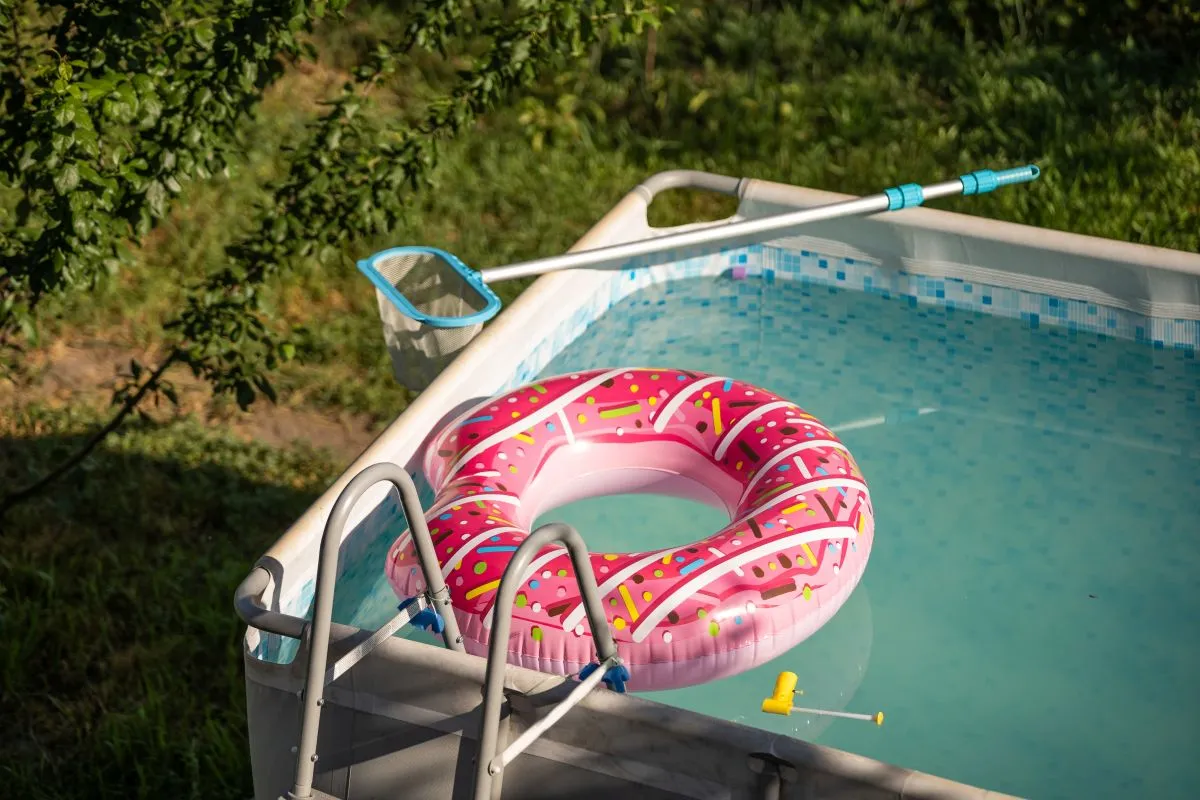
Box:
[386,367,875,691]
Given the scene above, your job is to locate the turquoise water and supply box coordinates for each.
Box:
[528,276,1200,799]
[336,273,1200,799]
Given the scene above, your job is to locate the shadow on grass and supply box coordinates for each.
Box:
[0,421,337,800]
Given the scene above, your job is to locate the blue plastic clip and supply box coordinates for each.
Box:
[579,660,631,694]
[399,597,445,634]
[884,183,925,211]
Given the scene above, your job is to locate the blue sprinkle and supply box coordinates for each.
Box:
[490,535,501,542]
[805,432,815,438]
[764,522,774,528]
[463,415,493,425]
[439,513,453,520]
[529,580,540,589]
[675,555,686,563]
[677,374,687,381]
[722,379,733,392]
[777,464,791,472]
[734,616,743,625]
[815,467,829,476]
[679,558,706,576]
[477,546,518,554]
[546,422,556,432]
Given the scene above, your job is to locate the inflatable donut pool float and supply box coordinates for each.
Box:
[386,367,875,692]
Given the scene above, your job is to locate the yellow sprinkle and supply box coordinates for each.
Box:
[514,433,535,444]
[801,543,818,566]
[702,390,712,399]
[613,617,626,630]
[603,553,619,561]
[648,396,657,405]
[735,460,743,470]
[511,411,521,418]
[768,562,777,570]
[630,384,639,392]
[782,503,805,514]
[642,591,653,602]
[712,398,724,435]
[618,584,639,621]
[465,579,501,600]
[661,554,672,565]
[508,465,517,473]
[577,413,587,423]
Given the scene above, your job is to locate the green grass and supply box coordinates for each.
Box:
[3,1,1198,797]
[0,405,340,798]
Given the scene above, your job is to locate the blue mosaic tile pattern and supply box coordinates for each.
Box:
[255,240,1200,666]
[760,245,1200,351]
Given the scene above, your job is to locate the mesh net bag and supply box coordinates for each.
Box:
[359,248,500,392]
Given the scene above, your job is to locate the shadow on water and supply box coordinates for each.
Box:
[0,428,332,800]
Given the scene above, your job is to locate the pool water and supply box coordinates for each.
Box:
[343,274,1200,799]
[532,275,1200,799]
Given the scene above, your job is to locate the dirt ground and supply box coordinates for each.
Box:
[1,338,379,461]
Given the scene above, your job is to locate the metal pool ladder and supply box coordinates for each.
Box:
[234,461,626,800]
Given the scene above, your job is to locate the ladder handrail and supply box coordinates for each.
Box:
[285,461,465,800]
[473,522,623,800]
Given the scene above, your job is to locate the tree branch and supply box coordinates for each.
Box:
[0,349,181,521]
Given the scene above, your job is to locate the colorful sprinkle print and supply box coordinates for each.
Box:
[384,367,875,691]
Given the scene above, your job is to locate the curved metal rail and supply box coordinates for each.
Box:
[235,461,465,800]
[473,522,624,800]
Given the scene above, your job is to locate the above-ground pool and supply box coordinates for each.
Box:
[317,273,1200,799]
[239,171,1200,800]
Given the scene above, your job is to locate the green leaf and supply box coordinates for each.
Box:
[235,381,255,410]
[54,164,80,194]
[194,20,216,50]
[145,180,167,217]
[253,375,278,404]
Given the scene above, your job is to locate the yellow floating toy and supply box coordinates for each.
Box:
[760,671,884,726]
